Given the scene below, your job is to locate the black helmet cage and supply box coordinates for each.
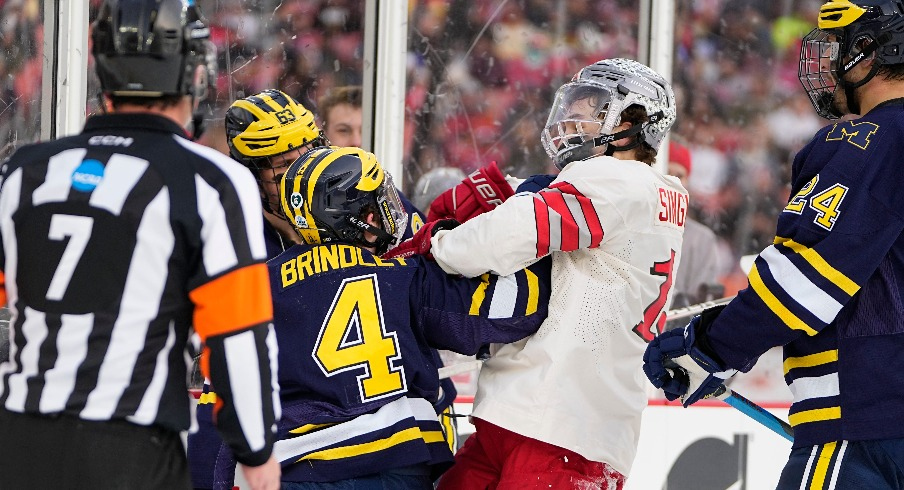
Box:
[91,0,212,99]
[799,0,904,119]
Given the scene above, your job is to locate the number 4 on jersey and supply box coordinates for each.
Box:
[633,251,676,342]
[313,274,407,403]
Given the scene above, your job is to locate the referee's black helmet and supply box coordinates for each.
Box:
[91,0,213,99]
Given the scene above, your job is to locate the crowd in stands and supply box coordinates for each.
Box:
[1,0,828,301]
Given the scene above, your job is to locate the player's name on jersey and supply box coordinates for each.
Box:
[280,244,405,287]
[657,187,687,227]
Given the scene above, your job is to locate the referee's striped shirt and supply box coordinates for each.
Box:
[0,113,280,466]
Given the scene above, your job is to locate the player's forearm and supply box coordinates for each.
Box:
[431,196,541,277]
[204,323,279,466]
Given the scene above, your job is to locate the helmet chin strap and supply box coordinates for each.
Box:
[346,215,396,253]
[555,111,662,168]
[838,62,880,115]
[835,39,883,116]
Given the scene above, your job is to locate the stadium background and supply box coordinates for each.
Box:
[0,1,817,487]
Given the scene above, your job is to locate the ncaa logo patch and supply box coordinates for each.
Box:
[290,192,304,209]
[71,159,105,192]
[294,215,308,228]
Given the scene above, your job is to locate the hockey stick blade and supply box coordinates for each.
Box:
[714,386,794,442]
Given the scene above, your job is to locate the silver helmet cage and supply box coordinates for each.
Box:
[542,58,676,169]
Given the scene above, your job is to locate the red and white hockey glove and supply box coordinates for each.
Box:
[427,162,514,223]
[382,219,459,261]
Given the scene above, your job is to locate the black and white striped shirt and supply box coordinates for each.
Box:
[0,113,279,466]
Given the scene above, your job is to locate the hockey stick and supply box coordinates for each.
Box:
[713,385,794,442]
[436,297,739,379]
[665,296,735,322]
[438,359,484,379]
[665,362,793,442]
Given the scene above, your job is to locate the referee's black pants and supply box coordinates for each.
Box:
[0,408,191,490]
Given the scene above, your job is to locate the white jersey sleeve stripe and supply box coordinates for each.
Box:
[788,373,841,403]
[487,274,518,319]
[176,137,267,260]
[195,174,240,276]
[266,324,281,422]
[760,245,843,324]
[128,320,178,425]
[225,329,267,452]
[563,196,593,250]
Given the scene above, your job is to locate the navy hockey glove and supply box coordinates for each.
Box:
[382,219,459,261]
[642,306,737,407]
[516,174,556,194]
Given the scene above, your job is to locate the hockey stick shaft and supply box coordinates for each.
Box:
[665,296,735,322]
[438,297,738,379]
[666,363,794,442]
[438,359,484,379]
[715,386,794,442]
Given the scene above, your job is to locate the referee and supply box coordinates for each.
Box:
[0,1,280,489]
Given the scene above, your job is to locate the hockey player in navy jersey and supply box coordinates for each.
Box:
[269,146,550,489]
[224,90,331,257]
[644,1,904,488]
[190,91,456,489]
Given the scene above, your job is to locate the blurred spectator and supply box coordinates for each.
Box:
[667,141,722,308]
[1,0,42,149]
[318,85,363,147]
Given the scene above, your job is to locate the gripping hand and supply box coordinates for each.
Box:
[382,219,459,260]
[642,307,737,407]
[427,162,514,223]
[515,174,557,194]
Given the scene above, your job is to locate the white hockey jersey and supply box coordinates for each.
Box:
[431,155,687,475]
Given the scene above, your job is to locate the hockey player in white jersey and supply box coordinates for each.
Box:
[427,59,687,489]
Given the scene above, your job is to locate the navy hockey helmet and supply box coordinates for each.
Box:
[799,0,904,119]
[91,0,212,99]
[541,58,676,169]
[280,147,408,255]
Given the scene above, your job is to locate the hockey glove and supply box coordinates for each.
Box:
[515,174,557,194]
[427,162,514,223]
[642,306,737,407]
[382,219,459,261]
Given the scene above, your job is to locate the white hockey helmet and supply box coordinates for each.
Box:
[541,58,677,169]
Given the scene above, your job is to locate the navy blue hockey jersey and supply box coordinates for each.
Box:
[706,99,904,447]
[190,192,447,489]
[269,243,550,482]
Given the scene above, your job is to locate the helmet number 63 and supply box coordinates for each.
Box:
[313,274,407,403]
